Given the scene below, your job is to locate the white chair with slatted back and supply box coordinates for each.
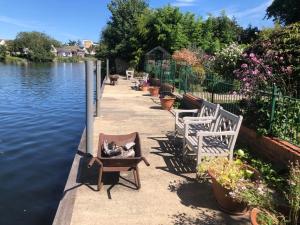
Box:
[184,108,243,166]
[126,69,134,80]
[175,100,221,137]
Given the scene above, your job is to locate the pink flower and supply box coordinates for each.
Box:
[252,69,259,75]
[241,63,248,68]
[249,53,255,58]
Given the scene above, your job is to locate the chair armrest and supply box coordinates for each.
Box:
[197,131,237,137]
[185,119,213,126]
[174,109,198,114]
[174,109,198,124]
[183,116,214,122]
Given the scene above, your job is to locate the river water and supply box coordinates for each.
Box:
[0,62,86,225]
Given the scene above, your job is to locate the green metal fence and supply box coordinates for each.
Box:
[145,59,300,147]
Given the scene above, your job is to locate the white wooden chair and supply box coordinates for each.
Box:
[174,100,221,138]
[126,69,134,80]
[184,108,243,166]
[142,72,149,82]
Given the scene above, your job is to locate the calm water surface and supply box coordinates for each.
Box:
[0,62,86,225]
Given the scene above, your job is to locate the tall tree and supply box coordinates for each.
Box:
[138,6,190,53]
[99,0,148,66]
[266,0,300,25]
[13,31,61,62]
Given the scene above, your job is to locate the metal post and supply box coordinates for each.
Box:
[211,76,215,103]
[269,83,277,134]
[85,61,94,155]
[106,58,109,80]
[96,60,102,117]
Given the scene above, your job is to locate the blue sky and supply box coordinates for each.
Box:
[0,0,274,43]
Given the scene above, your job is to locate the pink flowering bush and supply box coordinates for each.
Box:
[234,52,273,94]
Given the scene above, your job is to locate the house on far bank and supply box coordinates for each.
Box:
[0,39,7,46]
[80,40,94,49]
[55,45,86,58]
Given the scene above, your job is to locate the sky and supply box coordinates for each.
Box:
[0,0,275,43]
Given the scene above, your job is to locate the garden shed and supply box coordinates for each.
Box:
[145,46,170,62]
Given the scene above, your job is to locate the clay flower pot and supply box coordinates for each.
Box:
[149,86,160,97]
[208,170,249,215]
[140,85,149,92]
[250,208,260,225]
[160,96,176,110]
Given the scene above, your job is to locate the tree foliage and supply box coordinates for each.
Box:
[266,0,300,25]
[0,45,6,60]
[97,1,243,68]
[99,0,148,66]
[13,31,61,62]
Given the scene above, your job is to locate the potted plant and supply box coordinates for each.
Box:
[198,157,260,215]
[139,81,149,92]
[250,208,283,225]
[148,86,160,97]
[160,95,176,110]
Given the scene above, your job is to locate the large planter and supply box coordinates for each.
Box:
[208,168,259,215]
[160,97,176,110]
[149,86,160,97]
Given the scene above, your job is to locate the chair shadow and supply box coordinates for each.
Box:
[148,134,196,180]
[149,106,163,110]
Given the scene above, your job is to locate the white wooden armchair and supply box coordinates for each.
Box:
[184,108,243,166]
[174,100,221,138]
[126,69,134,80]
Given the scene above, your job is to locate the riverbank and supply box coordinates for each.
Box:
[3,55,28,64]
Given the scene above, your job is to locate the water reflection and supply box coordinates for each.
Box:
[0,62,85,225]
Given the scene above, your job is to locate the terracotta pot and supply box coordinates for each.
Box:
[208,170,249,215]
[160,97,176,110]
[140,85,149,91]
[149,86,160,97]
[250,208,260,225]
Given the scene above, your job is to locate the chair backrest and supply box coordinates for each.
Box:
[212,109,243,151]
[126,70,134,76]
[198,100,220,120]
[142,72,149,81]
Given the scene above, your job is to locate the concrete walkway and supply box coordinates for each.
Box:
[53,78,250,225]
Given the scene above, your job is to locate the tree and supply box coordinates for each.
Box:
[240,25,260,44]
[138,6,190,53]
[198,12,242,53]
[67,40,77,46]
[266,0,300,25]
[13,31,61,62]
[0,45,6,60]
[98,0,148,67]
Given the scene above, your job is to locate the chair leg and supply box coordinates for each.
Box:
[98,166,103,191]
[133,167,141,189]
